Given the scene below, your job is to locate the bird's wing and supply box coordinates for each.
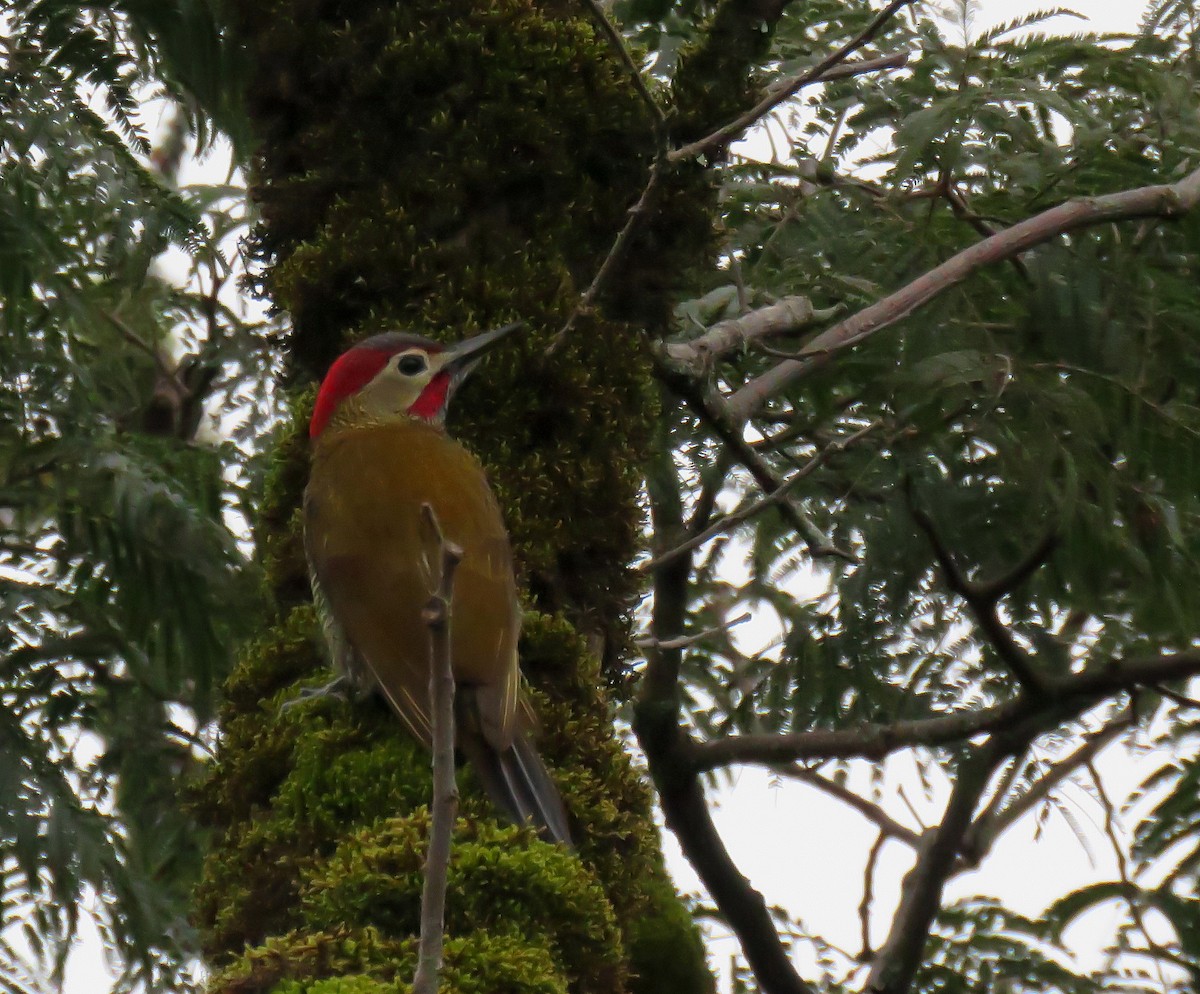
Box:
[304,421,521,750]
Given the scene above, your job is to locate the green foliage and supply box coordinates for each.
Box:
[914,899,1099,994]
[647,0,1200,987]
[0,3,272,989]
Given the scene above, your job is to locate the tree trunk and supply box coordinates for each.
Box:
[191,1,714,991]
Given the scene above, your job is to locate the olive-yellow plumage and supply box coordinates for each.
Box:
[302,326,571,845]
[305,417,520,749]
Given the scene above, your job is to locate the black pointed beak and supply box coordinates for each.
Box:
[444,321,523,382]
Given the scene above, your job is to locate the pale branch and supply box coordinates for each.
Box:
[636,611,753,650]
[779,764,921,849]
[726,163,1200,421]
[578,0,666,132]
[547,159,663,355]
[668,0,919,163]
[638,419,880,573]
[866,745,1012,994]
[961,711,1134,861]
[659,296,844,377]
[691,651,1200,770]
[412,505,464,994]
[910,506,1046,694]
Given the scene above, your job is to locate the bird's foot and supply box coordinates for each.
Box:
[280,675,353,713]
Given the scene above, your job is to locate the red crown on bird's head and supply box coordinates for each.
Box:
[310,324,522,439]
[310,334,451,439]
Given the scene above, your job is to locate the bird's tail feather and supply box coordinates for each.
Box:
[458,725,573,847]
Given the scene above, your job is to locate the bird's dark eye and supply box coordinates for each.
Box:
[396,353,427,376]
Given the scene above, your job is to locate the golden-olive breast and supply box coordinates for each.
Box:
[304,417,521,750]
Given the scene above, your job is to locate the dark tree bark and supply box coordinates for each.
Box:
[191,1,719,991]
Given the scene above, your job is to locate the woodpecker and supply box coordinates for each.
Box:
[303,324,572,846]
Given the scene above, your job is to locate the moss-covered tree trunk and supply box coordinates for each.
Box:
[192,1,717,992]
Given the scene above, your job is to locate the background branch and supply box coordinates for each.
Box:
[910,505,1046,693]
[725,163,1200,420]
[669,0,919,163]
[865,745,1010,994]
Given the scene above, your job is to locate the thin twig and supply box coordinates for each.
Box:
[579,0,666,131]
[963,712,1133,860]
[652,356,855,561]
[636,610,753,649]
[103,309,186,392]
[780,764,920,848]
[669,0,918,164]
[1152,683,1200,710]
[859,833,887,960]
[639,419,879,573]
[412,504,464,994]
[910,505,1046,694]
[1086,760,1171,991]
[943,182,1030,283]
[547,159,663,355]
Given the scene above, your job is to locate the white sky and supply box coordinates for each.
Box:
[60,1,1158,992]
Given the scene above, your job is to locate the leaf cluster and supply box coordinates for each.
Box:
[0,4,276,989]
[642,0,1200,987]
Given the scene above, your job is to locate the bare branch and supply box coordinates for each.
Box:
[669,0,918,164]
[866,746,1010,994]
[693,706,1021,769]
[692,651,1200,770]
[638,419,879,573]
[726,163,1200,421]
[780,764,921,849]
[910,505,1046,694]
[547,159,663,355]
[859,833,887,960]
[636,448,815,994]
[412,505,464,994]
[579,0,667,132]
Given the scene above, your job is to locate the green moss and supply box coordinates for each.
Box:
[200,0,715,989]
[212,927,569,994]
[301,817,624,994]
